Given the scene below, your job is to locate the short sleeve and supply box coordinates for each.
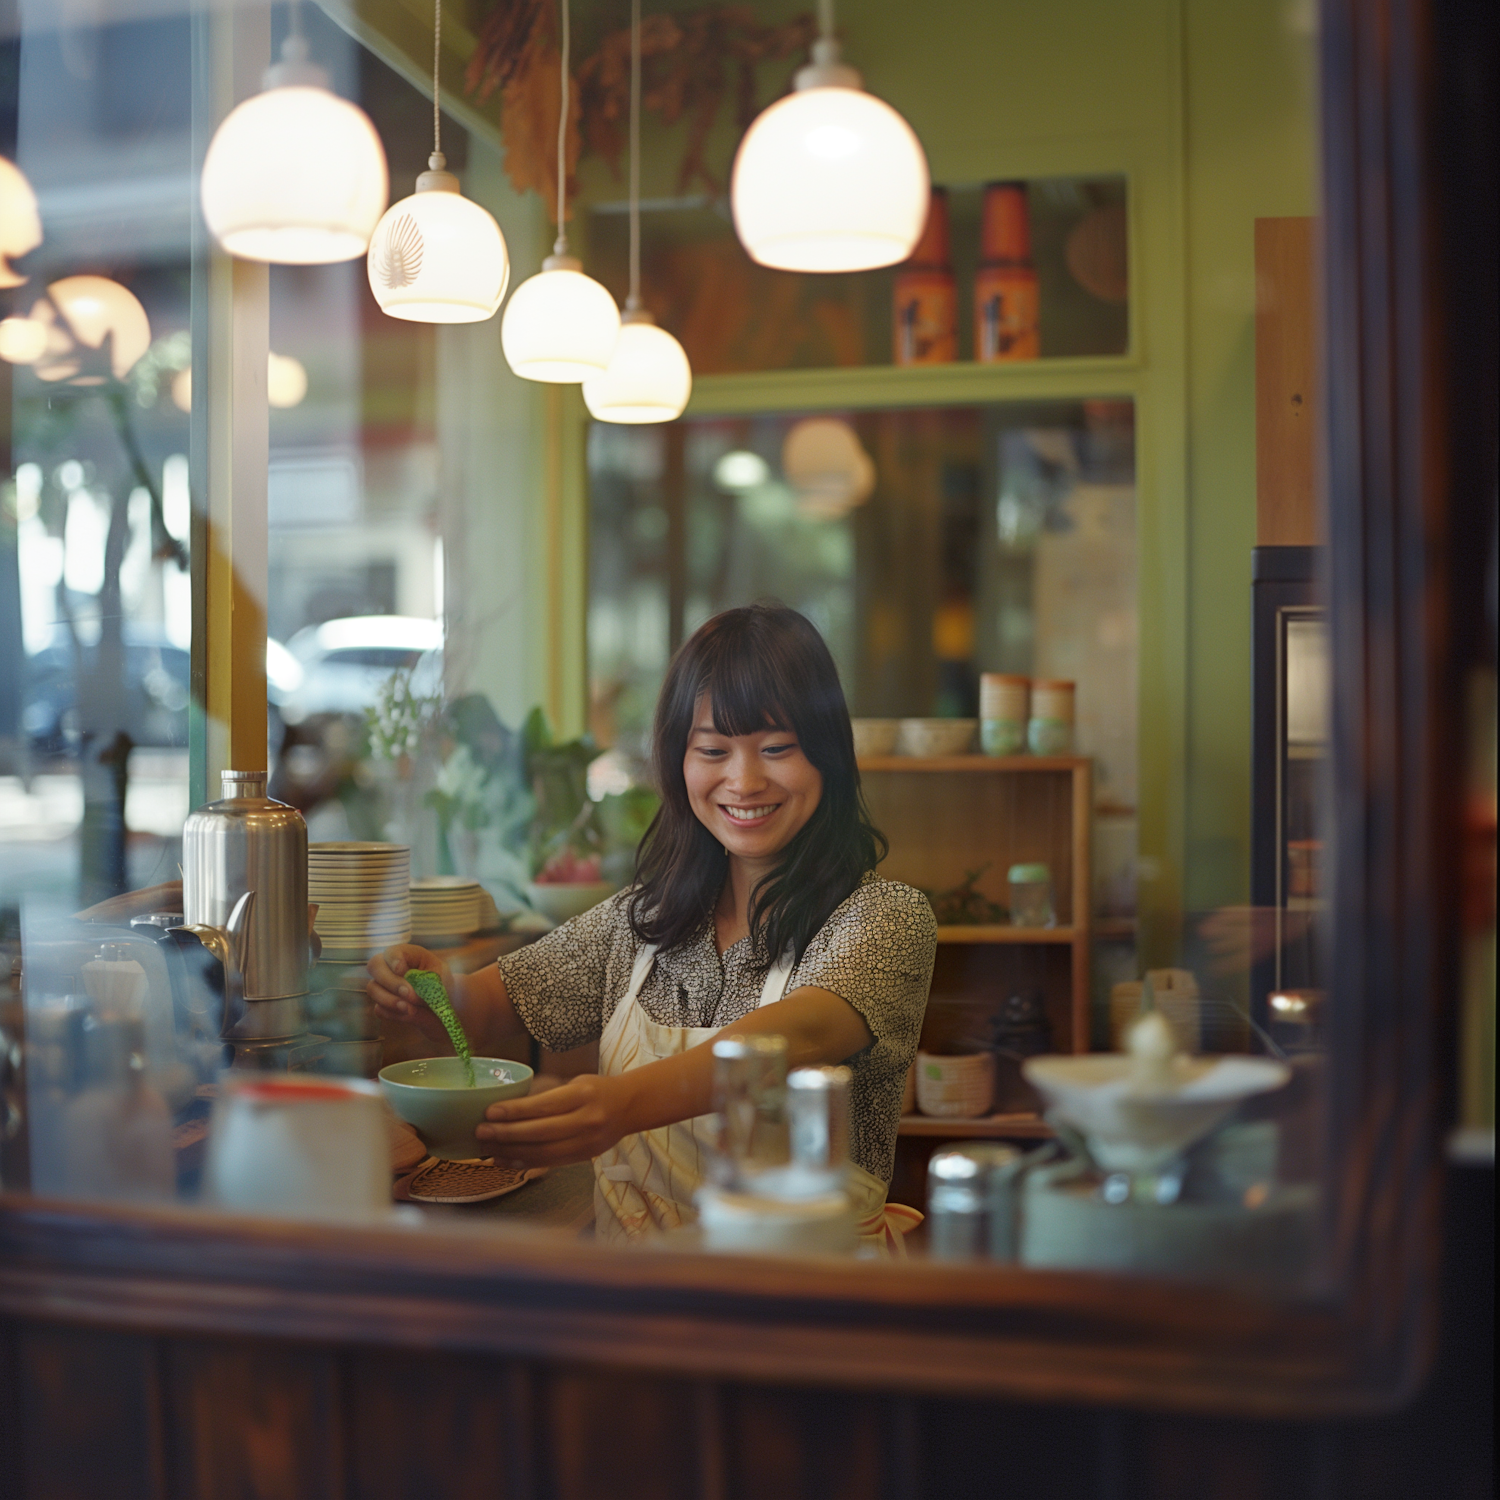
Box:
[497,890,637,1053]
[789,879,935,1180]
[792,879,937,1062]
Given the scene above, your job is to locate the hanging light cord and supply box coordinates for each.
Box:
[817,0,835,41]
[627,0,641,308]
[433,0,443,161]
[554,0,571,255]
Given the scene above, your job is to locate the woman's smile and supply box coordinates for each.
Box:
[719,802,780,824]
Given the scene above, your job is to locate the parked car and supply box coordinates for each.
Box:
[22,629,190,756]
[270,615,443,725]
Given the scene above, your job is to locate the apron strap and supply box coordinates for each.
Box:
[625,944,657,1003]
[756,950,796,1008]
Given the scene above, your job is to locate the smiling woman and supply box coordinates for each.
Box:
[367,604,937,1247]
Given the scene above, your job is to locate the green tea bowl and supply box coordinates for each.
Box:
[378,1057,534,1161]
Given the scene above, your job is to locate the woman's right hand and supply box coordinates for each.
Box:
[367,944,458,1047]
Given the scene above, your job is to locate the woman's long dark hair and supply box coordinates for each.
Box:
[628,604,887,963]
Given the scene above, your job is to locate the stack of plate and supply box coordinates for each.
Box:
[309,842,411,961]
[409,877,482,945]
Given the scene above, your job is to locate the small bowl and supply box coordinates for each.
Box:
[378,1056,534,1160]
[915,1049,995,1118]
[525,881,615,924]
[897,718,979,757]
[850,718,901,758]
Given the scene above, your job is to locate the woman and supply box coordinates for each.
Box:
[369,605,937,1247]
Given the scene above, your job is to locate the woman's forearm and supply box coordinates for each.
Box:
[613,986,873,1137]
[453,964,523,1057]
[476,986,874,1166]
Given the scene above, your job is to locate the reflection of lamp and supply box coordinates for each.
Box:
[0,157,43,286]
[713,450,770,491]
[582,0,691,422]
[731,2,928,273]
[781,417,875,518]
[367,0,509,322]
[200,6,387,264]
[501,0,619,380]
[267,352,308,407]
[170,351,308,412]
[35,277,151,385]
[0,314,48,364]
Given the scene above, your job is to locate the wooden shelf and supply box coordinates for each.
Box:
[897,1112,1054,1140]
[858,754,1089,773]
[1094,917,1138,940]
[935,925,1079,944]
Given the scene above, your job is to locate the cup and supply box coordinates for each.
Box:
[979,674,1029,756]
[1027,680,1075,755]
[915,1049,995,1118]
[204,1073,391,1222]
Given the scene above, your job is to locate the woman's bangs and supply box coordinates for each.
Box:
[700,646,792,740]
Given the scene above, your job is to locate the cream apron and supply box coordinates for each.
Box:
[592,945,922,1254]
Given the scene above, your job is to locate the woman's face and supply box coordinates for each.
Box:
[683,695,823,866]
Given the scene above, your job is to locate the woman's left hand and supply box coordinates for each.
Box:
[477,1073,632,1167]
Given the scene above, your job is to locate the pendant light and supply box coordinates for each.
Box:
[583,0,691,423]
[730,0,929,273]
[200,0,388,265]
[500,0,620,381]
[367,0,510,322]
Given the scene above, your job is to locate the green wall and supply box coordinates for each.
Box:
[346,0,1318,950]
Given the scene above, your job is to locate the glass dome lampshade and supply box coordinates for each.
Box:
[501,255,621,382]
[200,35,388,265]
[731,38,929,273]
[367,156,509,323]
[35,276,152,385]
[0,156,43,287]
[583,311,692,423]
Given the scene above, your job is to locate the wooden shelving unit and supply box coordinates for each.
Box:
[858,753,1093,1055]
[859,753,1090,1194]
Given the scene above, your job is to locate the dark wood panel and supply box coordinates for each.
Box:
[8,1323,164,1500]
[163,1339,343,1500]
[542,1366,700,1500]
[343,1352,521,1500]
[723,1385,889,1500]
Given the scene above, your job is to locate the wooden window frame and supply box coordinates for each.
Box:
[0,0,1488,1420]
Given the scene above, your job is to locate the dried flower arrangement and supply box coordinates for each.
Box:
[464,0,815,216]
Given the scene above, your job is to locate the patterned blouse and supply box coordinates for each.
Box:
[497,875,937,1184]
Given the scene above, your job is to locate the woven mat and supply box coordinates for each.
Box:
[400,1158,548,1205]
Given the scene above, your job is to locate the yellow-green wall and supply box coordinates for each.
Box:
[345,0,1318,946]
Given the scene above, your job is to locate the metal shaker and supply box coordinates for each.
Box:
[786,1065,852,1193]
[927,1142,1024,1260]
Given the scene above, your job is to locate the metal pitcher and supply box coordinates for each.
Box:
[182,770,308,1040]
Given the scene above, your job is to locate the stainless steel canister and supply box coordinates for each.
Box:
[710,1034,788,1185]
[182,770,308,1004]
[787,1065,852,1191]
[927,1142,1024,1260]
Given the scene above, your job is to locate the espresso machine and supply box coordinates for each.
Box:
[177,769,315,1067]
